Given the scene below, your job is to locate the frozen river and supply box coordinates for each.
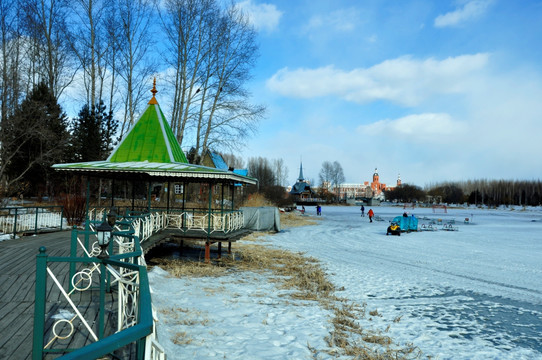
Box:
[273,205,542,359]
[149,205,542,359]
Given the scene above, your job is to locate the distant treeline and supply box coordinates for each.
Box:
[385,179,542,207]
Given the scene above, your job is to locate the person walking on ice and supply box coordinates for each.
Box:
[368,208,374,223]
[360,205,365,217]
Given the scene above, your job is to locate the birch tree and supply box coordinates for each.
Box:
[0,1,22,122]
[198,4,263,158]
[160,0,264,157]
[160,0,216,144]
[67,0,111,107]
[21,0,76,98]
[116,0,155,137]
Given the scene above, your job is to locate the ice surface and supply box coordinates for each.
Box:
[149,205,542,359]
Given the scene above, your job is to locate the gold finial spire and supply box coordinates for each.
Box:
[148,77,158,104]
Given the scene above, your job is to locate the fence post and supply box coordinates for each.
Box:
[69,226,78,292]
[34,207,39,235]
[60,206,64,231]
[32,247,48,360]
[98,261,106,339]
[12,208,18,239]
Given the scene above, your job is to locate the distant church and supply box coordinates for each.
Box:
[339,168,401,200]
[289,162,312,199]
[369,168,401,196]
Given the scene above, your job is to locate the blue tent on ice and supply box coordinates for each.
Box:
[392,215,418,232]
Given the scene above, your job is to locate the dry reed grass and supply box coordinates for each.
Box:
[280,211,320,228]
[151,211,424,360]
[240,192,272,207]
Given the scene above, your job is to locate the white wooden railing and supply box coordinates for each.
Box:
[164,210,244,234]
[0,206,64,236]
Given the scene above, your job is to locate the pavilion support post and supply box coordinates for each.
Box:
[32,247,48,359]
[111,179,115,209]
[221,183,225,215]
[205,241,210,263]
[167,181,171,214]
[231,184,235,211]
[205,182,213,263]
[147,181,152,213]
[217,242,222,259]
[228,241,232,254]
[85,176,90,223]
[182,182,186,228]
[131,180,135,212]
[85,176,91,248]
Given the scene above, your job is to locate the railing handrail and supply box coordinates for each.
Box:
[33,215,165,359]
[0,205,64,237]
[33,208,245,358]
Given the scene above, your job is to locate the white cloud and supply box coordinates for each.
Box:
[304,8,361,33]
[236,0,282,33]
[266,53,489,106]
[359,113,468,143]
[367,34,378,43]
[434,0,493,28]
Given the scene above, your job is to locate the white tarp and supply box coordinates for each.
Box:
[241,207,281,232]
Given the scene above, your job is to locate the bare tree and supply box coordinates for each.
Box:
[67,0,111,106]
[319,160,345,195]
[332,161,345,190]
[116,0,155,137]
[221,152,245,169]
[21,0,76,98]
[273,158,288,187]
[319,161,334,189]
[198,4,264,157]
[247,156,274,188]
[160,0,217,144]
[0,1,23,122]
[160,0,264,158]
[103,2,120,120]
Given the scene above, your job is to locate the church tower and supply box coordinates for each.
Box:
[371,168,380,193]
[372,168,379,184]
[397,173,401,186]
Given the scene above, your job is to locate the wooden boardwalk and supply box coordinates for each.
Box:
[0,231,71,359]
[0,226,248,359]
[0,231,122,360]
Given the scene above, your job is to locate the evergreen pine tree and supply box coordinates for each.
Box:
[70,100,118,162]
[0,82,70,196]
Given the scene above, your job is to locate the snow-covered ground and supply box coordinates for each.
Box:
[148,205,542,359]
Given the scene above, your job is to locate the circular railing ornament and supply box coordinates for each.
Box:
[71,268,93,291]
[53,319,74,340]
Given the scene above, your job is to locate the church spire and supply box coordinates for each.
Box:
[298,162,304,181]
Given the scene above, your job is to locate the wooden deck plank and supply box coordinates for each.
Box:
[0,224,244,359]
[0,311,34,360]
[0,300,33,346]
[0,231,100,360]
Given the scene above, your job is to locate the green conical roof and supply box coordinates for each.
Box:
[107,102,188,164]
[52,81,256,185]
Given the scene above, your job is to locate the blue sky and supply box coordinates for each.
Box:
[234,0,542,188]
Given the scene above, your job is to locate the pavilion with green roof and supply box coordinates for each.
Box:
[54,80,256,187]
[52,80,257,258]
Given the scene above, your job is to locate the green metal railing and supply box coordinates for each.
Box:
[33,216,165,359]
[33,207,245,359]
[0,206,64,238]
